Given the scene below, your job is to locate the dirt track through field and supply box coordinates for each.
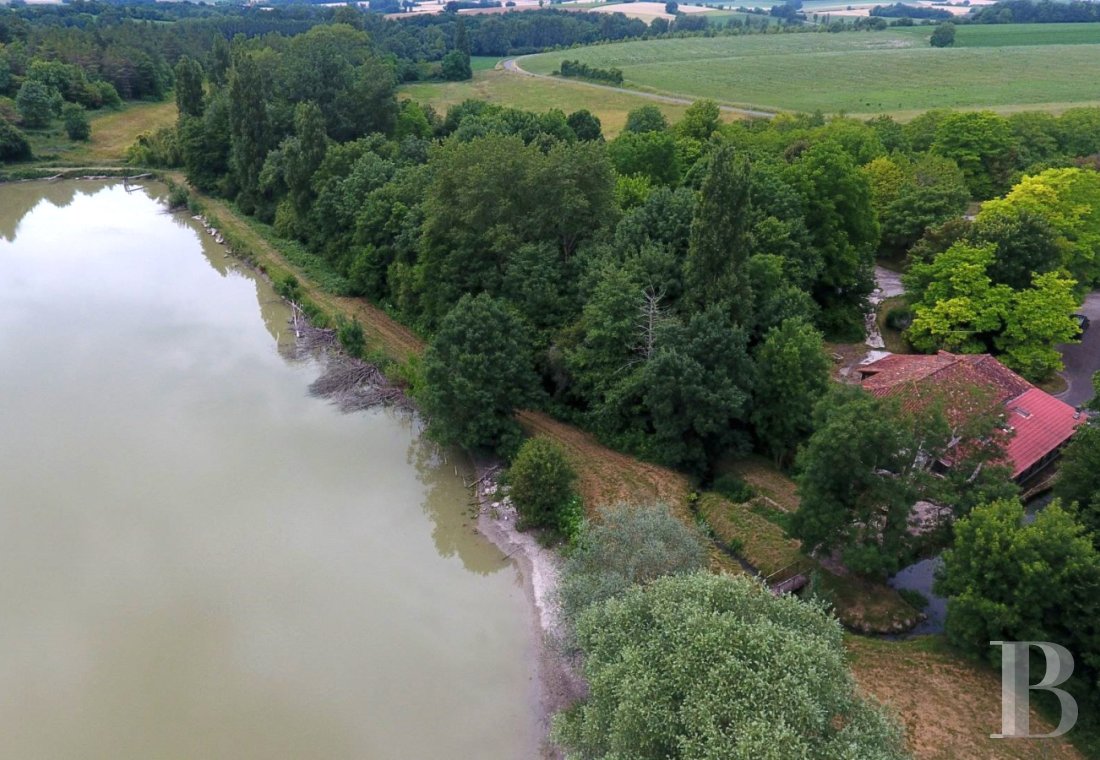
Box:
[501,57,777,119]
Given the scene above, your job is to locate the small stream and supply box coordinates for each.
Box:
[887,556,945,636]
[887,491,1055,637]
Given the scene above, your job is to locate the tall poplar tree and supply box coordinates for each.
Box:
[228,54,272,214]
[682,144,754,326]
[173,56,205,120]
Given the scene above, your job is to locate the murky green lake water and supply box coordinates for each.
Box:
[0,181,535,759]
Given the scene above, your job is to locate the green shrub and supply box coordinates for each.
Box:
[558,502,706,630]
[506,437,577,534]
[275,275,301,302]
[440,51,472,82]
[0,118,32,162]
[337,319,367,358]
[91,80,122,109]
[62,102,90,141]
[166,184,190,210]
[125,125,181,167]
[885,306,914,331]
[712,473,755,503]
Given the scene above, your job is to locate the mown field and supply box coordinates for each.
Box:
[400,67,742,135]
[518,24,1100,115]
[952,21,1100,46]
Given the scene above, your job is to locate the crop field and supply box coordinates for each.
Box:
[519,24,1100,115]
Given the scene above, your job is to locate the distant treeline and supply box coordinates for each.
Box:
[382,9,650,59]
[870,3,953,20]
[970,0,1100,23]
[444,0,503,11]
[871,0,1100,22]
[559,59,624,85]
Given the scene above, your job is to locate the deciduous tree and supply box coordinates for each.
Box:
[15,80,59,127]
[506,437,577,534]
[557,501,705,629]
[937,499,1100,692]
[173,55,205,120]
[1054,423,1100,541]
[421,293,538,453]
[791,387,922,577]
[752,318,830,466]
[554,572,909,760]
[623,104,668,134]
[682,144,754,324]
[787,141,879,338]
[929,21,955,47]
[931,110,1016,198]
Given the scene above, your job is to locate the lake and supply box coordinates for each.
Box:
[0,180,536,759]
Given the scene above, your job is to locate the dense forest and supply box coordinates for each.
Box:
[114,11,1100,476]
[5,3,1100,754]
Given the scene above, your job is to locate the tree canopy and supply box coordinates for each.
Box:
[554,572,910,760]
[937,498,1100,715]
[792,384,1014,577]
[420,293,538,454]
[903,241,1080,379]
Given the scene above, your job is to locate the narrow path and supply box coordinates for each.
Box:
[874,265,905,299]
[500,57,777,120]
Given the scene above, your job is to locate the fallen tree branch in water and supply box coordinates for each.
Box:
[307,351,412,414]
[291,309,337,351]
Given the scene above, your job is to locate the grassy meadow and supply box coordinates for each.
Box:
[400,67,743,135]
[23,100,178,167]
[518,24,1100,116]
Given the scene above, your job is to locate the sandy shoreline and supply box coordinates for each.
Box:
[470,460,586,760]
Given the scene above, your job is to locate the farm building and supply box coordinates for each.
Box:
[857,351,1086,483]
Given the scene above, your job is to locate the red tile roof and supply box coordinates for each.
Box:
[858,351,1084,479]
[1004,388,1086,478]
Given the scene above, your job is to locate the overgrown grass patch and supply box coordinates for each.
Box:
[470,55,500,72]
[749,500,793,533]
[231,209,352,296]
[717,454,800,511]
[846,635,1086,759]
[24,101,178,168]
[698,492,806,580]
[818,572,923,634]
